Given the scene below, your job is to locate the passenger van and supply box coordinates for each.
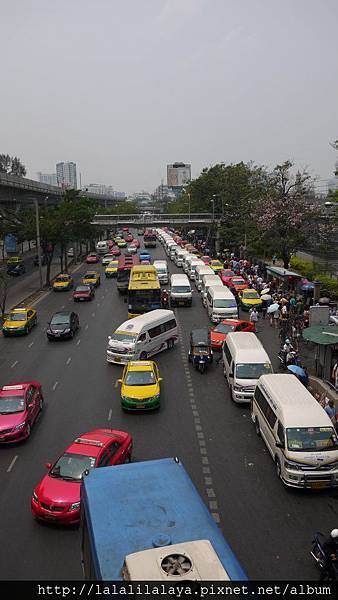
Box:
[252,374,338,488]
[222,332,272,403]
[106,310,178,364]
[96,240,109,255]
[153,260,169,285]
[174,248,189,267]
[182,254,194,274]
[206,286,238,322]
[187,259,204,281]
[195,265,214,291]
[201,274,221,306]
[170,274,192,307]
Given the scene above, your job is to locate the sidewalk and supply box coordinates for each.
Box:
[0,240,36,263]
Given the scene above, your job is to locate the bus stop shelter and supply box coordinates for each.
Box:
[303,324,338,382]
[265,266,302,292]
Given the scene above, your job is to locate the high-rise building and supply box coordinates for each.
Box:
[37,172,58,186]
[167,162,191,188]
[56,162,77,189]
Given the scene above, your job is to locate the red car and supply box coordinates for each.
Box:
[122,227,129,232]
[210,319,255,350]
[73,284,95,302]
[229,276,247,292]
[111,246,121,256]
[131,239,140,249]
[31,428,132,525]
[86,253,99,264]
[0,382,43,443]
[201,256,211,265]
[219,269,235,286]
[125,234,134,243]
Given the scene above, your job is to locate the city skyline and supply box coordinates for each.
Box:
[1,0,338,195]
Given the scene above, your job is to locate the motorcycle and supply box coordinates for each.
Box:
[278,348,300,370]
[310,532,338,581]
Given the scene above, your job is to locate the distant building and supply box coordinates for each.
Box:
[56,162,77,189]
[84,183,114,196]
[37,172,58,186]
[154,184,176,202]
[167,162,191,188]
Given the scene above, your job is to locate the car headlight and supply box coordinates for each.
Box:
[148,394,160,402]
[14,421,26,430]
[284,460,301,471]
[32,491,38,502]
[63,328,71,333]
[69,502,80,511]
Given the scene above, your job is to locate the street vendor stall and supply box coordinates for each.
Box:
[265,266,302,292]
[303,324,338,385]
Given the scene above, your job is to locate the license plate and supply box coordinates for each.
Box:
[138,405,145,409]
[79,298,84,301]
[179,301,185,306]
[311,482,326,489]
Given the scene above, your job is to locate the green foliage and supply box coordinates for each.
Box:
[290,257,316,280]
[289,257,338,300]
[314,275,338,300]
[0,154,26,176]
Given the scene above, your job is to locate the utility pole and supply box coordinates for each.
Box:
[34,199,43,289]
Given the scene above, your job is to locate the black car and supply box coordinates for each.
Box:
[47,311,79,341]
[7,263,25,276]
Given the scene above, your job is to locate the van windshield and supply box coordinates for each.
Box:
[156,268,167,274]
[236,363,272,379]
[214,299,237,308]
[286,427,338,452]
[172,286,191,293]
[111,332,138,343]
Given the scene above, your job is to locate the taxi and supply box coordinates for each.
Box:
[0,381,43,443]
[6,256,23,267]
[238,288,263,311]
[229,276,247,293]
[209,259,223,273]
[117,239,127,248]
[210,319,255,350]
[82,271,101,287]
[2,307,37,336]
[52,274,73,291]
[105,260,118,278]
[118,361,162,411]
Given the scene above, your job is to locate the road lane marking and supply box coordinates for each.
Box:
[61,305,65,309]
[66,357,72,365]
[28,341,34,348]
[108,409,112,421]
[114,379,119,388]
[85,324,89,330]
[52,381,59,391]
[91,312,95,317]
[7,455,18,472]
[11,361,18,368]
[76,339,81,345]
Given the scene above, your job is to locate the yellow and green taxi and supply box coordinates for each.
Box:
[238,288,263,311]
[105,260,118,278]
[2,307,37,336]
[209,259,223,273]
[6,256,23,267]
[117,239,127,248]
[118,361,162,411]
[82,271,101,287]
[52,273,74,291]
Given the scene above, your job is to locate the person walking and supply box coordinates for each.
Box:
[249,306,259,331]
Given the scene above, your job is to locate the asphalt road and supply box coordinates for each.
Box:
[0,234,336,581]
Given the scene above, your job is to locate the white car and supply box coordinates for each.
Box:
[102,253,115,265]
[67,247,74,257]
[127,245,137,254]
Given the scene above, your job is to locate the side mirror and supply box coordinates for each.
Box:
[45,462,52,470]
[229,373,234,379]
[158,377,163,382]
[108,335,112,340]
[276,440,284,449]
[118,379,123,384]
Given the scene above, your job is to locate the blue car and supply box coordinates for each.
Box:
[139,252,152,263]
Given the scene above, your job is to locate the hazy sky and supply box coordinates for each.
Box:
[1,0,337,194]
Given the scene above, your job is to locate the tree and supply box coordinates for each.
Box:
[254,161,320,268]
[0,268,10,322]
[0,154,26,177]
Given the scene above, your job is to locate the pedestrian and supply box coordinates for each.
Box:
[272,306,280,328]
[261,298,268,320]
[272,255,277,265]
[249,306,259,328]
[324,399,337,426]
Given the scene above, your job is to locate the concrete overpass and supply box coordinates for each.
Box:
[92,213,222,227]
[0,173,117,207]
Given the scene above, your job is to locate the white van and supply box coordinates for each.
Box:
[222,332,273,403]
[206,285,238,322]
[153,260,169,285]
[170,274,192,307]
[187,259,204,281]
[182,254,194,274]
[201,274,221,306]
[106,310,178,364]
[252,374,338,488]
[195,265,214,291]
[174,248,189,267]
[96,240,109,255]
[169,245,179,261]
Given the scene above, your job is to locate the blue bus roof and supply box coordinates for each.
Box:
[81,457,247,580]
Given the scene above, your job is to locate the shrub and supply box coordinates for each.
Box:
[290,257,315,280]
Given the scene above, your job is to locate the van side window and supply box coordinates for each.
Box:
[138,333,146,342]
[149,325,161,339]
[277,421,285,445]
[223,343,232,366]
[255,388,277,428]
[206,291,212,305]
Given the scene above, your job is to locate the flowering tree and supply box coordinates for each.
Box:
[254,161,320,268]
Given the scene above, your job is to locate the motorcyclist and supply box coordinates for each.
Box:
[283,338,293,353]
[161,289,170,308]
[321,529,338,580]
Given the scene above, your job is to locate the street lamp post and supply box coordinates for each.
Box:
[34,199,43,290]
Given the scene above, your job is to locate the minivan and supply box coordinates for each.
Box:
[174,248,189,267]
[222,332,273,403]
[206,286,238,322]
[182,254,195,274]
[200,274,222,307]
[170,274,192,307]
[106,310,178,364]
[252,374,338,488]
[187,259,204,281]
[153,260,169,285]
[96,240,109,255]
[195,265,214,291]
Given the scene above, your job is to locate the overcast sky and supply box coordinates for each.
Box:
[1,0,337,194]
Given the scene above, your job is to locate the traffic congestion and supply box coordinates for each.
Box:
[0,226,337,582]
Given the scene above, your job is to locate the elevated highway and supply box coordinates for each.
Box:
[92,212,222,227]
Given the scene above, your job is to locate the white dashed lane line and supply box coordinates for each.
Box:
[7,456,18,473]
[66,357,72,365]
[10,361,18,369]
[85,324,89,330]
[114,379,119,388]
[28,341,34,348]
[76,339,81,346]
[108,409,112,421]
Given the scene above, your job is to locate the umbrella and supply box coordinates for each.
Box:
[261,294,272,301]
[267,303,280,314]
[261,288,270,295]
[287,365,307,381]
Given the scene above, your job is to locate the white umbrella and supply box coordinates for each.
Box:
[261,288,270,295]
[267,303,280,314]
[261,294,272,301]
